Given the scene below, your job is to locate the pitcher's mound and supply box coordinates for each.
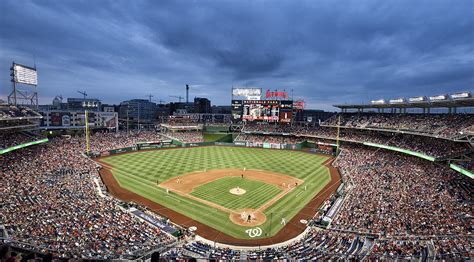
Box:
[229,187,246,195]
[229,209,266,226]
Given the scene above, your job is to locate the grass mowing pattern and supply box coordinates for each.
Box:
[190,177,282,210]
[100,146,331,239]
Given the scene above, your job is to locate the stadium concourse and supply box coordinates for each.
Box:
[1,106,473,260]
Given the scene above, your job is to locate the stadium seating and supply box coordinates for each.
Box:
[2,112,473,260]
[1,133,174,259]
[322,113,473,139]
[240,122,472,159]
[0,105,42,120]
[161,130,204,143]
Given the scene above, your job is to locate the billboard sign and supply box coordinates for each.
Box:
[97,112,118,128]
[294,100,305,110]
[279,111,292,123]
[232,88,262,100]
[265,90,289,99]
[50,112,72,127]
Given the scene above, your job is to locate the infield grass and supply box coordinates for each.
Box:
[190,177,282,210]
[100,146,331,240]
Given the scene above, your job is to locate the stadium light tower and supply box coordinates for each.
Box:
[8,62,39,108]
[85,110,91,154]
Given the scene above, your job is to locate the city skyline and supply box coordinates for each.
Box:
[1,0,473,110]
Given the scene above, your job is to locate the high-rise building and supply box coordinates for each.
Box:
[194,97,211,113]
[119,99,157,129]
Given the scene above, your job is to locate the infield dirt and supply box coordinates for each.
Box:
[159,169,303,226]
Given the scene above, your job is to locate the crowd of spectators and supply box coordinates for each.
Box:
[163,142,472,260]
[162,131,204,143]
[1,134,175,259]
[452,152,474,172]
[370,238,432,259]
[0,105,42,120]
[282,228,372,260]
[334,130,470,158]
[332,145,473,258]
[161,122,203,127]
[165,226,444,260]
[241,123,297,133]
[0,132,44,150]
[235,134,304,145]
[0,105,41,131]
[164,117,201,126]
[241,123,471,158]
[323,113,473,138]
[88,131,163,152]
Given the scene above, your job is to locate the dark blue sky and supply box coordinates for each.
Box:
[0,0,473,110]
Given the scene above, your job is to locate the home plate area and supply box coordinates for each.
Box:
[159,168,303,226]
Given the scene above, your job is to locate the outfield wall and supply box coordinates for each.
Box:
[94,140,334,158]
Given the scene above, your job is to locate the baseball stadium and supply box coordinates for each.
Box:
[1,1,474,261]
[2,83,473,260]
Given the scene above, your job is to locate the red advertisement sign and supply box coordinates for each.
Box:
[265,90,289,99]
[294,100,305,110]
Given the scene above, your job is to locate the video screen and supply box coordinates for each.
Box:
[243,103,279,121]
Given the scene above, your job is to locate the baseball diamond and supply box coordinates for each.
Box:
[185,176,282,210]
[97,146,334,241]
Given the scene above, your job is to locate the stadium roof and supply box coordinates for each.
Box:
[334,98,474,110]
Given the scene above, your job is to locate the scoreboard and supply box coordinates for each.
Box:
[232,100,293,122]
[231,100,243,120]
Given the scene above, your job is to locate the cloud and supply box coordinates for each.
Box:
[0,0,472,110]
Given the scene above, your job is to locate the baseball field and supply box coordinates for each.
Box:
[97,146,335,242]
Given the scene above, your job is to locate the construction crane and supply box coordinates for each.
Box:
[77,90,87,100]
[156,99,165,105]
[146,94,154,102]
[170,95,184,103]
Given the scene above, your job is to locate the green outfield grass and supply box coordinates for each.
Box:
[190,177,282,210]
[100,146,331,240]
